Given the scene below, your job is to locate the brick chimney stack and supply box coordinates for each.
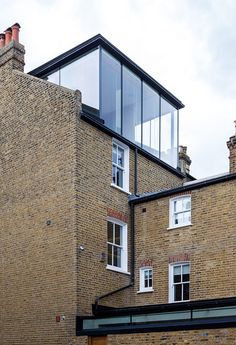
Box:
[179,145,191,175]
[0,33,5,48]
[0,23,25,72]
[227,121,236,174]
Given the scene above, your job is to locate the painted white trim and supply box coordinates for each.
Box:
[169,195,191,229]
[137,289,154,294]
[139,266,153,293]
[169,262,190,303]
[110,183,131,195]
[106,217,128,273]
[106,265,130,275]
[112,138,130,193]
[167,223,192,230]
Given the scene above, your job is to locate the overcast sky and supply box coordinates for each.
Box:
[1,0,236,178]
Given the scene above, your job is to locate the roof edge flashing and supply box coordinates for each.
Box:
[129,172,236,204]
[28,34,184,109]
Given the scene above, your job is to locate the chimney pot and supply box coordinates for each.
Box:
[179,145,191,175]
[179,145,187,154]
[0,23,25,72]
[12,23,21,28]
[4,27,12,45]
[0,33,5,48]
[227,120,236,173]
[11,23,21,42]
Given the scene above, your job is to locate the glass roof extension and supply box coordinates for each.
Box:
[76,296,236,336]
[29,35,184,169]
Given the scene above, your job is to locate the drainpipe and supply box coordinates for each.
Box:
[0,34,5,48]
[134,148,138,196]
[93,149,138,312]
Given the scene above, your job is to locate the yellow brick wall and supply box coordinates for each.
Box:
[0,47,184,344]
[5,41,235,345]
[133,180,236,306]
[75,119,183,314]
[108,328,236,344]
[0,66,80,344]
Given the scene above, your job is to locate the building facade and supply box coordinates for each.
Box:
[1,24,236,345]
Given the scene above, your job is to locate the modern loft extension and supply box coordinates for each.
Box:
[30,34,184,169]
[1,24,236,345]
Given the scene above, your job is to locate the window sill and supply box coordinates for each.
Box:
[137,289,154,294]
[106,265,130,275]
[167,223,192,230]
[110,183,131,195]
[169,299,190,303]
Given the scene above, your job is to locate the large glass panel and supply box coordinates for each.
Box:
[133,310,190,323]
[60,49,99,109]
[123,67,141,145]
[193,306,236,319]
[160,97,178,167]
[83,316,131,329]
[45,69,60,85]
[101,50,121,133]
[142,82,160,157]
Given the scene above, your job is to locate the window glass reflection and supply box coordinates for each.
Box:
[44,48,180,169]
[123,67,141,145]
[161,97,178,167]
[60,49,99,109]
[101,50,121,133]
[143,83,160,157]
[45,69,60,85]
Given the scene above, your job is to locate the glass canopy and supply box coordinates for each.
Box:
[44,46,179,168]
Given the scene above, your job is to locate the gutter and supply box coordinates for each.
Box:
[129,172,236,205]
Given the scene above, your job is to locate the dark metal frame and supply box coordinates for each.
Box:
[80,109,186,179]
[76,296,236,336]
[129,172,236,205]
[29,34,184,110]
[30,34,184,172]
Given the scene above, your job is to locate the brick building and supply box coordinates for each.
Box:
[1,24,236,345]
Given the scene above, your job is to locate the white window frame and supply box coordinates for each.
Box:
[169,262,190,303]
[169,195,191,229]
[106,217,128,274]
[111,139,129,193]
[138,267,154,293]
